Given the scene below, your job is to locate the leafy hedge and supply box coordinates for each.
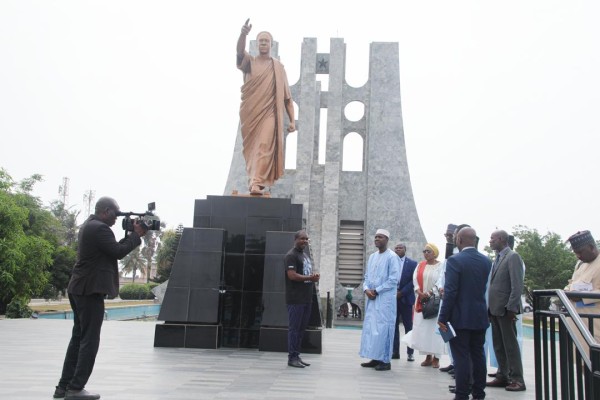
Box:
[6,297,33,318]
[119,283,158,300]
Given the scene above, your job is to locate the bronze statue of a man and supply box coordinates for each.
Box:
[236,19,296,195]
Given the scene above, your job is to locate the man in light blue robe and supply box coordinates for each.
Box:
[359,228,400,371]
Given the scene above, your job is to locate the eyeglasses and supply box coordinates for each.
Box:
[422,249,432,254]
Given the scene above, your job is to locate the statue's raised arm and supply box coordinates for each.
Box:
[237,18,252,60]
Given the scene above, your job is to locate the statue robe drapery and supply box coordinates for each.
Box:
[238,52,292,189]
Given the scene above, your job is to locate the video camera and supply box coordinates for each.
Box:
[116,202,161,233]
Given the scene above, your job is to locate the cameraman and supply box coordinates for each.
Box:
[54,197,147,400]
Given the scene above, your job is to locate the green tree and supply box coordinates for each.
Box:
[512,225,577,305]
[50,200,80,246]
[45,245,77,298]
[153,224,182,283]
[120,247,146,284]
[0,169,54,314]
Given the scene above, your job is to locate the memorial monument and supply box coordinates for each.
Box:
[225,34,426,315]
[154,22,426,351]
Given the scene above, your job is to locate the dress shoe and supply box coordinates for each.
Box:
[407,354,415,361]
[374,362,391,371]
[298,357,311,366]
[288,359,305,368]
[486,378,509,388]
[361,359,381,368]
[488,372,497,378]
[391,353,400,359]
[449,385,472,395]
[505,382,526,392]
[54,386,66,398]
[64,389,100,400]
[440,364,454,372]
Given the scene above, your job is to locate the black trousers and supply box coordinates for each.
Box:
[449,328,487,400]
[393,300,414,355]
[287,303,311,361]
[58,293,105,390]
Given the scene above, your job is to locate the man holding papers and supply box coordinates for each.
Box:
[438,227,492,400]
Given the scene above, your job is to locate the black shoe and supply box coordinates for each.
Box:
[53,387,66,398]
[449,385,471,395]
[375,362,391,371]
[298,357,311,366]
[407,354,415,361]
[391,353,400,359]
[488,372,497,378]
[361,359,381,368]
[64,389,100,400]
[288,359,305,368]
[440,364,454,372]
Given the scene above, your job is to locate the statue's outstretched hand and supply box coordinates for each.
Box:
[241,18,252,36]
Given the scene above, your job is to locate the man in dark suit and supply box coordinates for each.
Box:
[438,227,492,400]
[487,230,526,391]
[54,197,147,400]
[392,243,418,361]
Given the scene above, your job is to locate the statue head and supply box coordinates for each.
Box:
[256,31,273,56]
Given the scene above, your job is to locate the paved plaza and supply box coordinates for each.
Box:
[1,319,536,399]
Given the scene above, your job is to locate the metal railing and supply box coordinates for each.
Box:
[533,290,600,399]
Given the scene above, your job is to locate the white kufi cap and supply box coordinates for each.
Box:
[375,229,390,238]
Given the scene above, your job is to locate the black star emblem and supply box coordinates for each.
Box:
[318,57,328,70]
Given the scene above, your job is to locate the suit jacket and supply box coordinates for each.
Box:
[397,257,418,306]
[488,248,524,316]
[68,215,142,298]
[438,248,492,330]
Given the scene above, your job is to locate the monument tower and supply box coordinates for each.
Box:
[225,37,426,312]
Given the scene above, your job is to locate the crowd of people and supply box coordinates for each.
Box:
[349,225,599,400]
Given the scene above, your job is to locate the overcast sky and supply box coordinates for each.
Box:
[1,1,598,252]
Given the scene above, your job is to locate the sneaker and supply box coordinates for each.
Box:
[53,386,66,398]
[64,389,101,399]
[407,354,415,361]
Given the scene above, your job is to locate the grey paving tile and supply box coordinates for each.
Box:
[0,319,536,400]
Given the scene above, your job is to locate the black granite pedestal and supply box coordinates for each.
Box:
[154,195,321,352]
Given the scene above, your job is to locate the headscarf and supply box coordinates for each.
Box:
[425,243,439,258]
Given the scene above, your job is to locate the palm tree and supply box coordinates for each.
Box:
[120,247,146,284]
[140,220,166,282]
